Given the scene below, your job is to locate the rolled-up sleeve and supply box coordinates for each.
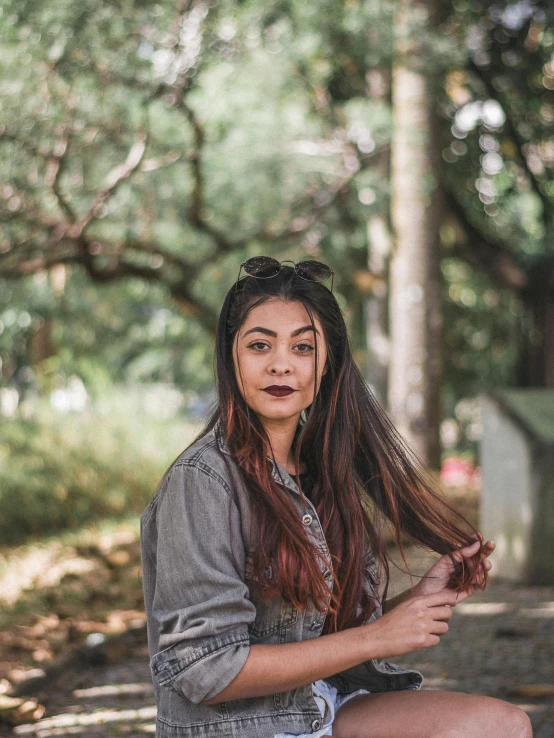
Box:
[148,462,256,704]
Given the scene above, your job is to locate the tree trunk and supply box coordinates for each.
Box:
[518,290,554,388]
[29,319,56,366]
[388,0,443,469]
[365,215,391,406]
[365,68,392,407]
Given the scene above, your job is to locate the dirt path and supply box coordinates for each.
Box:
[3,562,553,737]
[1,501,553,738]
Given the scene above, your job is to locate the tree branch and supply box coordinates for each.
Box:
[443,187,530,292]
[468,59,552,220]
[52,130,148,254]
[48,127,78,222]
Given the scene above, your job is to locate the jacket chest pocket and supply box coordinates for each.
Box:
[244,552,298,638]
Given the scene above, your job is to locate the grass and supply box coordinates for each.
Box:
[0,394,202,544]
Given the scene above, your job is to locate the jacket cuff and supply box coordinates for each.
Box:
[150,629,251,704]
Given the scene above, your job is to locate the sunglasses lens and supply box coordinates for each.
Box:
[295,260,332,282]
[243,256,281,279]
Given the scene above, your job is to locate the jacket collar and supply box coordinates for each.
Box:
[213,418,301,496]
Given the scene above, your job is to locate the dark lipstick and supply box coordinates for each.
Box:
[263,385,295,397]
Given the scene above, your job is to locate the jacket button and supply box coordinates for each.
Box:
[309,621,320,631]
[311,718,323,731]
[302,514,313,525]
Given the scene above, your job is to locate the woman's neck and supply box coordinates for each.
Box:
[261,417,305,474]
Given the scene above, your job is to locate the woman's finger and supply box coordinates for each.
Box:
[481,544,494,559]
[458,541,481,560]
[472,535,495,554]
[449,537,495,569]
[458,540,481,555]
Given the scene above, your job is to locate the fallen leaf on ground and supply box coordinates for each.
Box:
[508,684,554,699]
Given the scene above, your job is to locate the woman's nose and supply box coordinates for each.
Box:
[268,347,292,374]
[270,361,291,374]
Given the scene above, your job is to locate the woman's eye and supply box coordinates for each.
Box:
[247,342,314,353]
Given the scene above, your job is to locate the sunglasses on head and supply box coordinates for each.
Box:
[235,257,334,294]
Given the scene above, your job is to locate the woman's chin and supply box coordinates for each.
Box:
[256,407,303,422]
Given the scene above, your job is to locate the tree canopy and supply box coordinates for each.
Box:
[1,0,552,413]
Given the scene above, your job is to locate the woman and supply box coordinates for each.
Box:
[140,257,532,738]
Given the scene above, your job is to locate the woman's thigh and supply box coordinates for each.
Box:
[331,689,533,738]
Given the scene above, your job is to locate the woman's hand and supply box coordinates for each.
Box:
[413,534,495,604]
[364,590,458,659]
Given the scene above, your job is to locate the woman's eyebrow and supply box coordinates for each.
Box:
[243,325,319,338]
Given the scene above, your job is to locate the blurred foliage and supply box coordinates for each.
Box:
[1,0,553,437]
[0,395,200,544]
[439,2,554,263]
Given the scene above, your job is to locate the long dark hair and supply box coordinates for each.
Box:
[191,265,484,634]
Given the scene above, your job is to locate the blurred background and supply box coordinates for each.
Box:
[1,0,554,735]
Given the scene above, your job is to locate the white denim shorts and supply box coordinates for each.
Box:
[272,679,371,738]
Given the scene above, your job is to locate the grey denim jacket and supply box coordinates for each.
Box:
[140,420,423,738]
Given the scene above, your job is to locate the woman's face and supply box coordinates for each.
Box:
[232,298,328,425]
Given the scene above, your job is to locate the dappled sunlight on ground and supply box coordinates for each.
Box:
[13,705,157,737]
[73,684,153,699]
[0,492,553,737]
